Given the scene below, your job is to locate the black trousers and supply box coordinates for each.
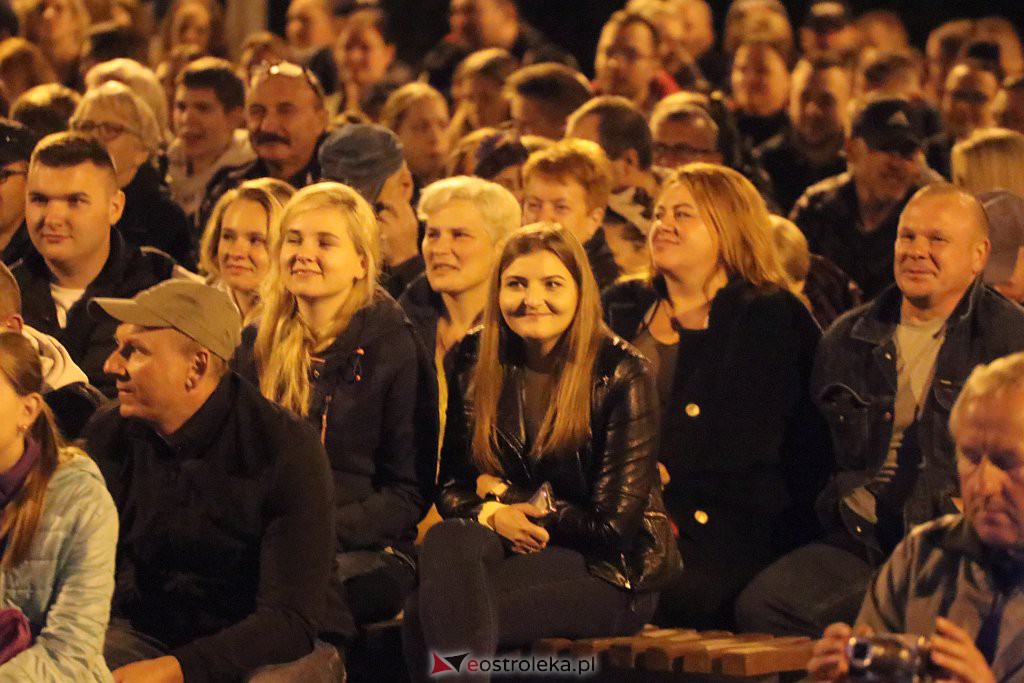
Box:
[402,519,657,683]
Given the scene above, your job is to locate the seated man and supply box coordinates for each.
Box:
[790,97,931,299]
[506,63,593,140]
[521,138,620,289]
[166,58,255,234]
[566,96,660,275]
[737,184,1024,638]
[82,280,337,683]
[809,349,1024,682]
[14,132,179,397]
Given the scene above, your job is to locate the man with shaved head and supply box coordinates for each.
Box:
[737,184,1024,637]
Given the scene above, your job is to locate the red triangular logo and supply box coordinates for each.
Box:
[430,652,456,674]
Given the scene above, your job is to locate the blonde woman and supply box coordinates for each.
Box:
[951,126,1024,196]
[403,224,680,682]
[952,128,1024,303]
[199,179,294,324]
[71,81,192,266]
[0,333,117,681]
[602,163,827,629]
[232,182,438,644]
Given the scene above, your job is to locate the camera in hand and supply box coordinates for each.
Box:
[846,634,945,683]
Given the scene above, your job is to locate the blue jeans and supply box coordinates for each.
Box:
[402,519,657,683]
[734,532,875,637]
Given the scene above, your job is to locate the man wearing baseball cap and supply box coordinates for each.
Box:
[81,280,341,683]
[0,118,36,266]
[791,97,938,299]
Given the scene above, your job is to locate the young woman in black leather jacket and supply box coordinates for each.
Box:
[402,224,681,682]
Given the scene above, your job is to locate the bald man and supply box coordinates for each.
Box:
[737,184,1024,638]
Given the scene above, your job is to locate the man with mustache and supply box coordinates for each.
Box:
[807,349,1024,682]
[790,97,936,299]
[203,62,329,222]
[737,184,1024,639]
[13,132,178,398]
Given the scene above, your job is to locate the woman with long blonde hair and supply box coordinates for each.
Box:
[402,224,681,682]
[232,182,438,647]
[199,178,293,325]
[602,163,827,629]
[0,332,117,680]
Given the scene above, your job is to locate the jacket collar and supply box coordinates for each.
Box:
[131,372,236,458]
[849,277,986,346]
[24,228,131,291]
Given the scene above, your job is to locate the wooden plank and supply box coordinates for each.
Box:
[720,639,816,677]
[683,634,776,673]
[606,630,700,669]
[644,637,746,672]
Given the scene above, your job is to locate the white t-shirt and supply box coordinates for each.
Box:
[49,284,86,328]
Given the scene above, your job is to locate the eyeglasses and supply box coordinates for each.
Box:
[250,61,326,102]
[72,119,141,142]
[0,169,26,184]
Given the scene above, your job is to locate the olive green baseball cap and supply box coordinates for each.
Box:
[91,279,242,360]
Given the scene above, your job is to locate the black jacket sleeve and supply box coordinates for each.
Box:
[545,358,659,557]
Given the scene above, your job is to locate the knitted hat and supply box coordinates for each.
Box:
[318,123,405,203]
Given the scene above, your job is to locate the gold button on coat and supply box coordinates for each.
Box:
[685,403,700,417]
[694,510,709,525]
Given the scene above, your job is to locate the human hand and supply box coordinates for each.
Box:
[492,503,550,554]
[476,473,507,499]
[113,656,184,683]
[807,623,873,681]
[929,617,996,683]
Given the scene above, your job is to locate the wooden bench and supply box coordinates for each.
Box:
[530,627,815,682]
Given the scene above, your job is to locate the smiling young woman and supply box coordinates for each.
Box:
[199,178,294,325]
[232,181,438,653]
[402,224,681,682]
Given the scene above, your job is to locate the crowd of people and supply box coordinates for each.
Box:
[0,0,1021,681]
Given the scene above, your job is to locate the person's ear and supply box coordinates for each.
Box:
[17,392,43,435]
[108,188,126,226]
[186,348,212,390]
[972,237,991,275]
[1,313,23,333]
[227,106,245,130]
[588,205,606,233]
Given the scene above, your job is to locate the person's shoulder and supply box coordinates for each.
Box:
[821,299,873,340]
[232,373,320,445]
[792,171,852,214]
[398,274,436,312]
[123,245,178,287]
[47,451,113,505]
[598,333,652,385]
[977,284,1024,330]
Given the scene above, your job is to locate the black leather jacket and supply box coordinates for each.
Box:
[439,330,682,593]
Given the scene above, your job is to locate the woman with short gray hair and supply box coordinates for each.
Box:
[71,81,194,268]
[400,175,521,376]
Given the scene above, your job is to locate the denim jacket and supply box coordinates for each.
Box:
[813,278,1024,556]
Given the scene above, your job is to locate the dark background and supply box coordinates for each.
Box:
[372,1,1024,77]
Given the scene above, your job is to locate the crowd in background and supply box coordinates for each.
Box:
[0,0,1022,682]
